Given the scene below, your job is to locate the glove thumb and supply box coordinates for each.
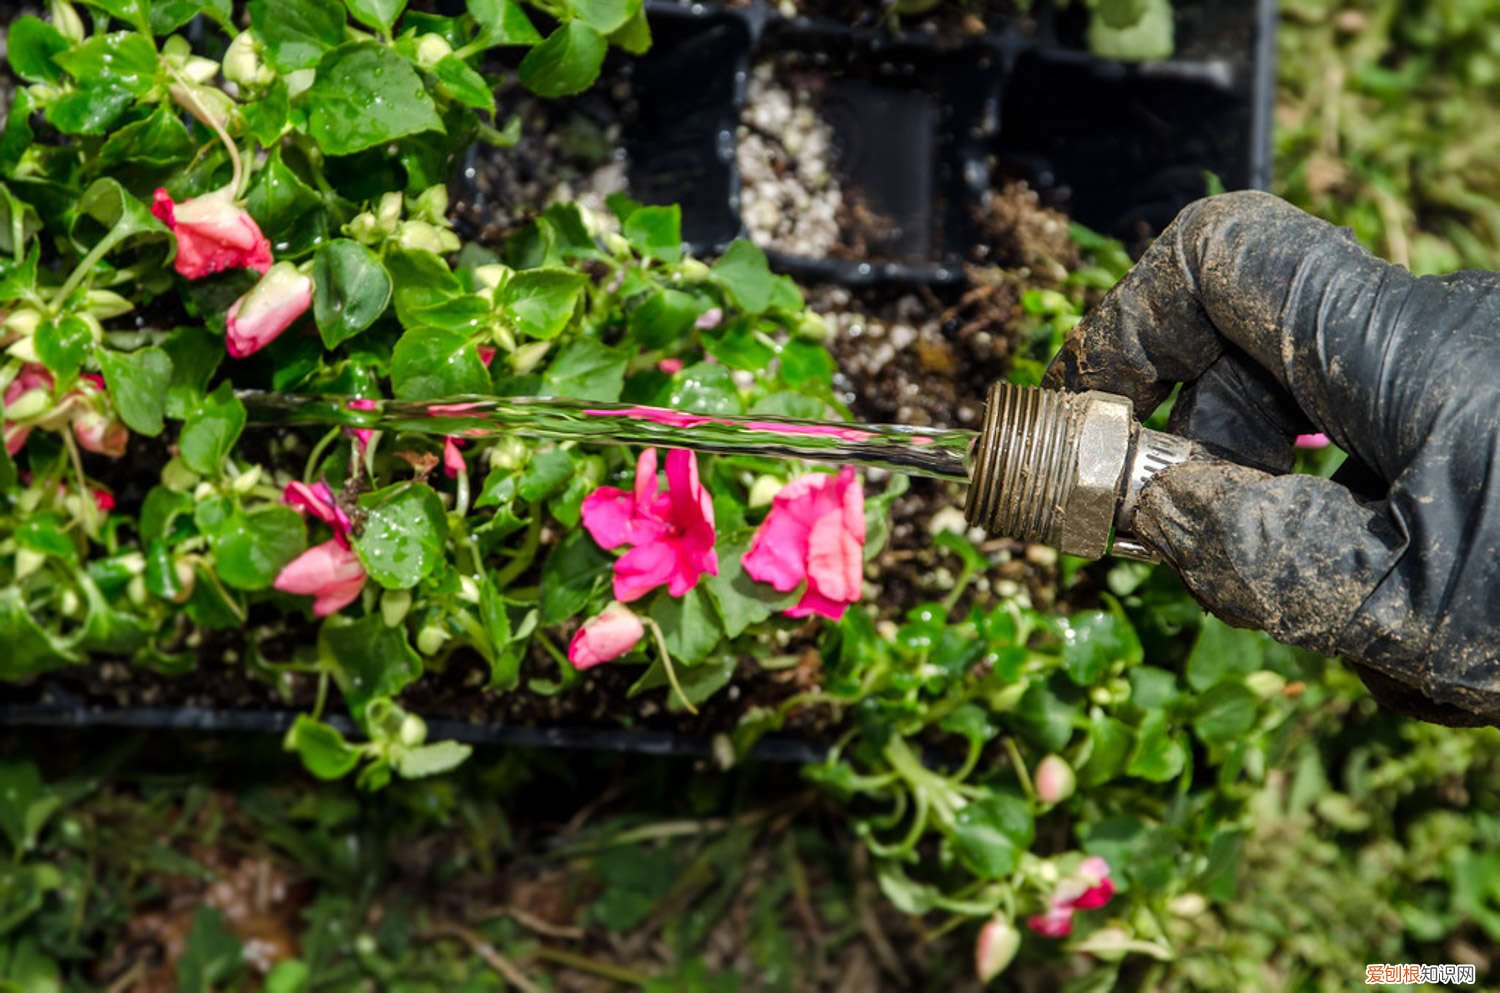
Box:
[1133,461,1405,657]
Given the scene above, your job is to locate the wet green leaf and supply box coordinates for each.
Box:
[434,54,494,111]
[540,530,610,623]
[501,267,587,340]
[250,0,345,72]
[284,715,362,780]
[54,32,158,97]
[96,346,172,436]
[1062,610,1141,686]
[34,315,92,385]
[307,43,444,156]
[320,614,422,713]
[345,0,406,32]
[543,338,627,401]
[312,239,392,347]
[205,505,306,591]
[390,327,491,399]
[649,585,721,664]
[395,740,472,778]
[711,240,774,314]
[7,17,69,84]
[468,0,543,47]
[354,482,448,589]
[179,383,246,477]
[519,21,607,98]
[1127,712,1186,782]
[951,791,1034,879]
[623,203,681,262]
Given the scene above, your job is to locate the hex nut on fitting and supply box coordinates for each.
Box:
[1057,392,1133,559]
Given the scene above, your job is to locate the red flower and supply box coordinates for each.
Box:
[581,448,718,602]
[151,189,272,279]
[226,262,313,358]
[442,436,466,478]
[742,467,865,620]
[568,602,645,670]
[1026,856,1115,939]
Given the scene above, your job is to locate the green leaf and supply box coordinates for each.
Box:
[951,791,1034,879]
[467,0,543,46]
[622,204,680,262]
[390,328,491,399]
[162,325,225,419]
[284,715,362,780]
[519,448,574,501]
[345,0,407,32]
[307,43,444,156]
[1061,610,1141,686]
[73,177,172,264]
[96,346,172,436]
[205,505,306,590]
[45,82,133,135]
[7,16,69,84]
[778,339,834,389]
[35,315,93,385]
[250,0,345,72]
[79,0,150,31]
[666,360,740,414]
[1081,713,1134,787]
[395,740,472,778]
[1126,712,1187,782]
[320,613,422,713]
[354,483,448,589]
[568,0,640,34]
[97,108,196,172]
[243,146,324,257]
[0,589,79,679]
[627,288,703,349]
[177,907,244,993]
[17,514,78,564]
[1087,0,1173,60]
[0,199,41,275]
[151,0,234,34]
[312,239,392,347]
[179,383,246,477]
[518,21,607,98]
[607,5,651,54]
[540,530,610,624]
[702,321,774,371]
[1191,683,1259,746]
[542,338,627,401]
[243,77,291,147]
[54,32,158,96]
[0,761,59,855]
[263,961,310,993]
[648,586,721,664]
[1185,614,1264,692]
[434,54,495,111]
[711,240,774,314]
[501,268,587,340]
[705,539,798,637]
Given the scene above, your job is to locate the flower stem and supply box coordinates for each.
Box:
[165,61,245,199]
[644,616,697,715]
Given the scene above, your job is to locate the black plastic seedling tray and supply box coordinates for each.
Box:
[458,0,1274,282]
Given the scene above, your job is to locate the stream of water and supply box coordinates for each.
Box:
[237,392,975,482]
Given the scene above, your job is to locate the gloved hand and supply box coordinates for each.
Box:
[1044,190,1500,727]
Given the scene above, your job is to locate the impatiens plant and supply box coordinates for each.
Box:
[0,0,1344,985]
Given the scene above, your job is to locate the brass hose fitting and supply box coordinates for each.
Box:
[963,383,1194,561]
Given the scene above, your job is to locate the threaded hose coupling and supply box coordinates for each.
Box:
[963,383,1194,560]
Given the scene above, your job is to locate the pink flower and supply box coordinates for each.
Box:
[581,448,718,602]
[1295,433,1330,449]
[567,602,645,670]
[226,262,313,358]
[478,345,497,367]
[443,436,466,478]
[277,480,366,616]
[274,540,367,616]
[742,467,865,620]
[657,357,684,374]
[1027,905,1074,938]
[1027,856,1115,939]
[3,364,52,455]
[93,488,115,512]
[283,480,352,541]
[68,375,128,457]
[694,307,723,330]
[151,188,272,279]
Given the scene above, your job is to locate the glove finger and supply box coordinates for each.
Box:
[1165,349,1312,475]
[1135,460,1405,663]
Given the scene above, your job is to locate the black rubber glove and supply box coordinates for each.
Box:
[1043,190,1500,727]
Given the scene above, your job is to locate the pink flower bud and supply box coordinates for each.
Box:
[151,188,272,279]
[694,307,723,330]
[1027,906,1073,938]
[974,917,1020,982]
[226,262,313,358]
[657,357,684,374]
[72,408,129,457]
[1295,433,1330,449]
[567,602,644,670]
[1034,754,1075,805]
[442,436,466,478]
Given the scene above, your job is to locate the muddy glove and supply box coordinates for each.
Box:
[1044,190,1500,727]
